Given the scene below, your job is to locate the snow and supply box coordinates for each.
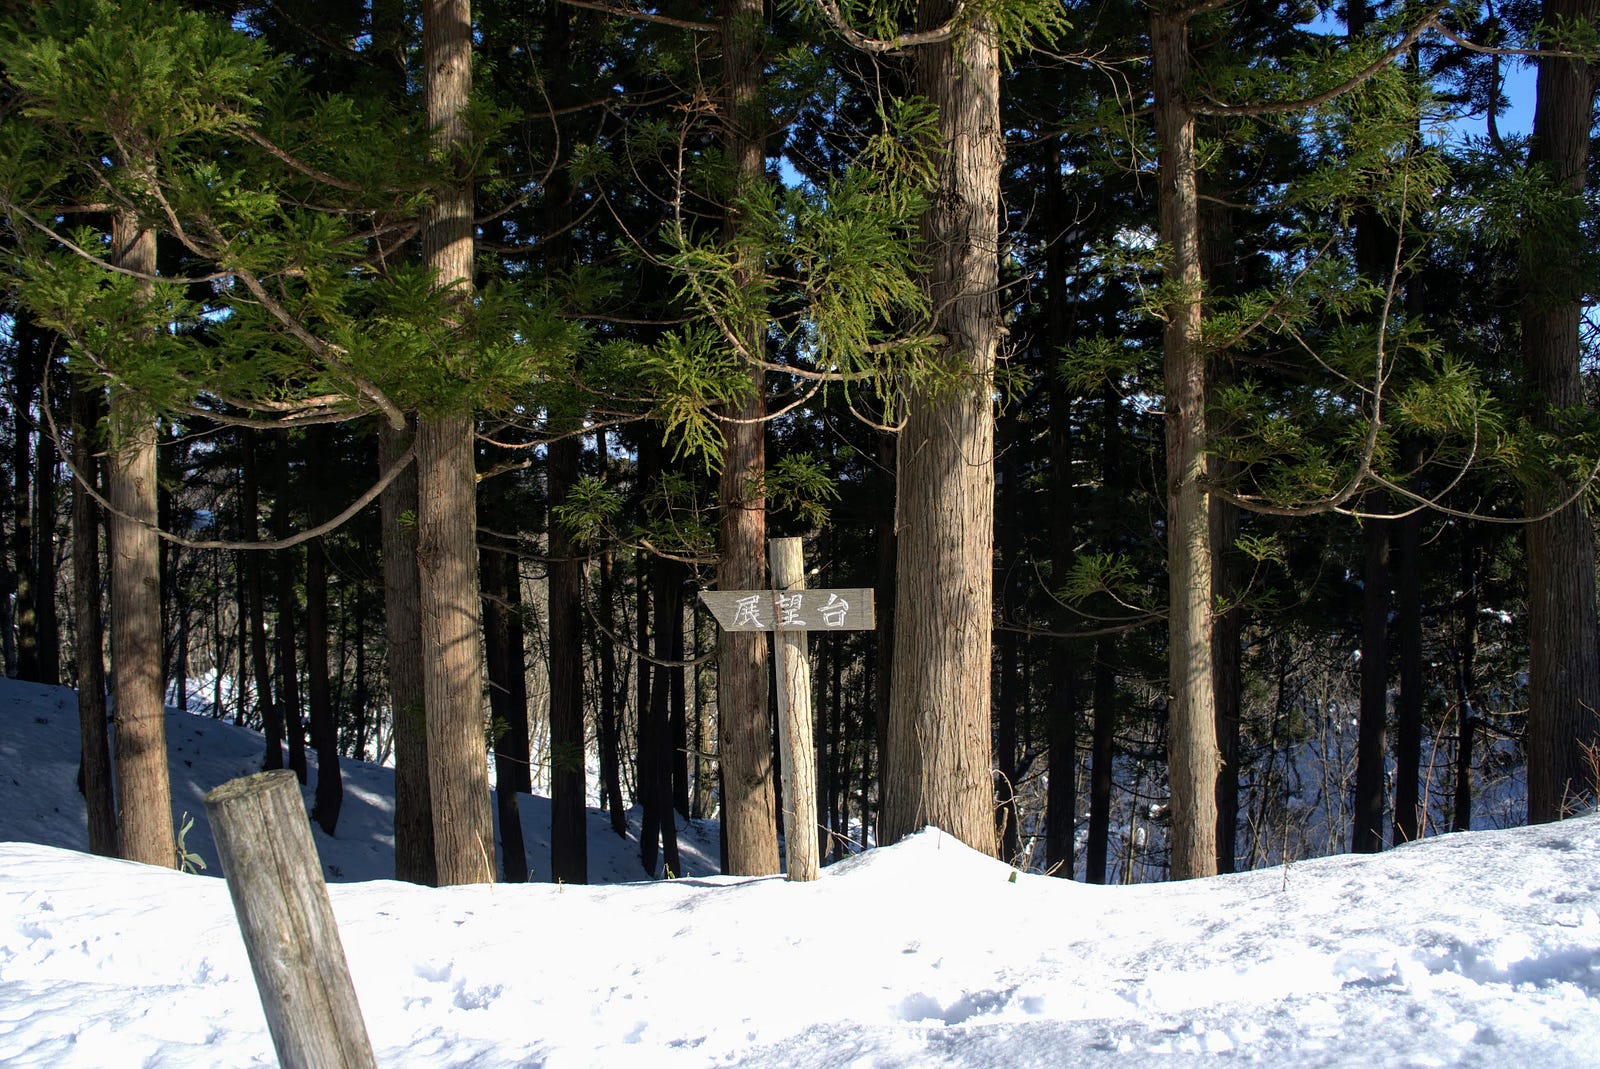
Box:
[3,677,1599,1067]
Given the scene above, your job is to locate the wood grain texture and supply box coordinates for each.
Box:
[205,771,376,1069]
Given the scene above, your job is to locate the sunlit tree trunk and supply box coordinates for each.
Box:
[715,0,780,875]
[107,212,174,869]
[881,2,1001,855]
[1520,0,1600,822]
[1151,6,1218,879]
[418,0,495,885]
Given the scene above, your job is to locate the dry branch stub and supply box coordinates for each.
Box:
[204,770,377,1069]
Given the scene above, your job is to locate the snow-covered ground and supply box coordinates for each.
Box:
[3,677,1598,1067]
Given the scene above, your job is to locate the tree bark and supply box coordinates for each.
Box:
[1520,0,1600,822]
[481,534,530,882]
[12,314,40,683]
[1152,7,1219,880]
[305,511,342,835]
[714,0,781,875]
[881,2,1001,856]
[548,434,588,883]
[416,0,495,886]
[380,419,435,884]
[107,212,175,869]
[71,377,117,857]
[1043,136,1077,880]
[241,433,282,770]
[32,364,61,687]
[1354,518,1390,852]
[1086,637,1117,883]
[1392,475,1423,844]
[271,471,307,785]
[594,437,628,835]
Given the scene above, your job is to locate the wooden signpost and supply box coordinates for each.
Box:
[701,537,874,882]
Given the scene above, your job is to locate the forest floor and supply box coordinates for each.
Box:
[2,676,1598,1067]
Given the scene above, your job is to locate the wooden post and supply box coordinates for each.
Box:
[768,537,819,882]
[700,559,872,881]
[205,770,377,1069]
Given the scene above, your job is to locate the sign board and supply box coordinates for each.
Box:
[699,587,875,633]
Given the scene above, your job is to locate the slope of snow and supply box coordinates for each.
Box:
[3,677,1599,1067]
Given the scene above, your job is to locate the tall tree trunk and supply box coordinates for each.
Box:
[692,609,718,821]
[1520,0,1600,822]
[1392,463,1424,844]
[304,433,342,833]
[714,0,780,875]
[650,556,684,876]
[271,468,308,785]
[1353,519,1390,852]
[380,419,435,883]
[481,533,530,882]
[71,377,116,857]
[548,435,588,883]
[994,461,1022,865]
[595,450,628,836]
[1151,7,1218,879]
[241,433,282,769]
[417,0,495,885]
[107,212,174,869]
[12,314,40,683]
[1210,494,1243,872]
[1086,637,1117,884]
[872,429,897,844]
[33,368,61,687]
[540,0,588,884]
[881,2,1002,856]
[1043,137,1077,880]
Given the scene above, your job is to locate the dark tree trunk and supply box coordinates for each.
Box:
[547,435,588,883]
[650,556,684,877]
[1520,0,1600,821]
[241,433,282,770]
[12,314,40,683]
[1392,483,1424,845]
[692,608,718,821]
[271,466,308,785]
[71,377,116,857]
[32,364,60,687]
[481,533,530,882]
[1353,519,1390,853]
[1453,537,1481,832]
[380,419,435,884]
[1043,138,1077,879]
[304,433,342,834]
[995,494,1022,866]
[872,430,897,845]
[595,489,627,835]
[671,589,690,821]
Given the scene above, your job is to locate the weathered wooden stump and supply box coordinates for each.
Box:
[204,770,377,1069]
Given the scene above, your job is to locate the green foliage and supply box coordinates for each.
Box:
[551,476,625,546]
[1059,552,1144,607]
[754,453,842,528]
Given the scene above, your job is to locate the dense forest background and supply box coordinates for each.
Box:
[1,0,1597,886]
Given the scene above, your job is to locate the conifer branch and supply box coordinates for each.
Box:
[1193,2,1448,117]
[810,0,968,54]
[43,373,417,552]
[558,0,716,32]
